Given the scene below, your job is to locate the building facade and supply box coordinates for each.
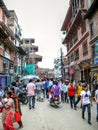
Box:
[21,38,42,75]
[0,0,18,87]
[61,0,92,83]
[85,0,98,85]
[8,10,26,77]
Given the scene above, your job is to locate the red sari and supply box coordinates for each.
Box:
[2,98,16,130]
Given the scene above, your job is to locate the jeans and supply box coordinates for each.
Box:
[82,104,91,122]
[96,104,98,121]
[61,91,64,103]
[74,96,81,108]
[69,96,75,108]
[28,96,35,109]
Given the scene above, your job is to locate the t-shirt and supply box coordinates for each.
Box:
[54,85,60,96]
[64,85,68,93]
[26,82,36,96]
[95,89,98,102]
[81,90,91,105]
[68,86,75,96]
[77,85,82,96]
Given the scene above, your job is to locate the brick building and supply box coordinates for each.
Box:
[85,0,98,85]
[61,0,92,83]
[0,0,18,87]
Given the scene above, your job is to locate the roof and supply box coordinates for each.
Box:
[85,0,98,19]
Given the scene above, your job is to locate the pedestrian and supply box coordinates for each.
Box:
[36,79,44,101]
[59,79,65,103]
[68,82,76,109]
[2,91,16,130]
[64,81,69,103]
[81,84,92,125]
[95,85,98,122]
[74,81,82,109]
[10,87,23,129]
[26,79,36,109]
[44,79,49,98]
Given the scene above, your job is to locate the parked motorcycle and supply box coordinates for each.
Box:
[18,88,28,104]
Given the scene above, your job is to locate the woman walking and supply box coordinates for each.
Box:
[10,87,23,129]
[2,91,16,130]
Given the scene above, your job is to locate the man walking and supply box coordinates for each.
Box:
[81,84,92,125]
[26,79,36,109]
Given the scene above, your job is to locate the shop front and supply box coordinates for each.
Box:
[79,61,91,83]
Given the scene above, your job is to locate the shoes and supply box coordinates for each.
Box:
[82,116,85,119]
[29,107,31,109]
[88,121,92,125]
[18,125,23,129]
[32,106,35,109]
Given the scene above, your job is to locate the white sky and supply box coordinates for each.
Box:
[4,0,69,69]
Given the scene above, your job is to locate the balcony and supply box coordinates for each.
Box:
[63,8,87,44]
[0,21,15,39]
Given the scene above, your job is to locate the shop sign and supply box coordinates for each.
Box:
[4,52,11,59]
[94,54,98,64]
[95,40,98,53]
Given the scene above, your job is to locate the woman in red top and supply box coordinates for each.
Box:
[68,82,76,109]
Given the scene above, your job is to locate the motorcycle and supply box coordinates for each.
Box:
[50,95,60,107]
[18,88,28,104]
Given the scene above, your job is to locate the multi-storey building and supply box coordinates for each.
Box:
[61,0,92,83]
[85,0,98,85]
[21,38,42,75]
[8,10,26,76]
[0,0,18,87]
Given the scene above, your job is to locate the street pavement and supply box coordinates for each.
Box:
[0,99,98,130]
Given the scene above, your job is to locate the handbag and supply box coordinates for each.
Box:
[14,111,21,122]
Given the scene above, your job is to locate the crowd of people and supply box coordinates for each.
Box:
[23,78,98,125]
[0,78,98,129]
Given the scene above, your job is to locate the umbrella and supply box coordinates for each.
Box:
[19,75,40,84]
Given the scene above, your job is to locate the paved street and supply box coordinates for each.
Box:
[0,99,98,130]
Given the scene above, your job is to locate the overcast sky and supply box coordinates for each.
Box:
[4,0,69,69]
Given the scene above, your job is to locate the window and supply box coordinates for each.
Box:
[25,40,29,44]
[74,31,78,43]
[71,53,74,62]
[80,0,84,8]
[90,22,94,38]
[75,49,79,60]
[82,40,88,56]
[81,21,86,35]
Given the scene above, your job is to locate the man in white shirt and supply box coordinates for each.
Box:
[95,86,98,122]
[26,79,36,109]
[81,84,92,125]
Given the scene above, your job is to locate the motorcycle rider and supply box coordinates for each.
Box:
[50,81,60,104]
